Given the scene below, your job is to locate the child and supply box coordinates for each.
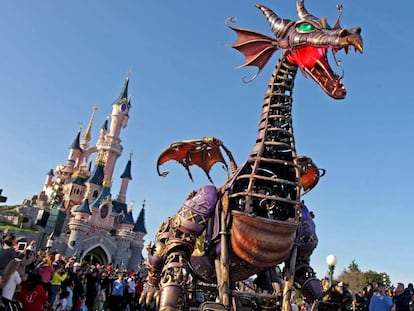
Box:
[55,290,70,311]
[94,287,106,311]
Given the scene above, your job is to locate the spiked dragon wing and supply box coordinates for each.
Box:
[156,137,237,184]
[227,22,280,80]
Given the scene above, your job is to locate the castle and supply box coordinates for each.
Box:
[21,73,147,271]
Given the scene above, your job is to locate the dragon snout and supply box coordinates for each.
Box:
[338,27,363,53]
[346,27,363,53]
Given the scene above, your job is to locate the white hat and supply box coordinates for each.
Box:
[26,245,36,252]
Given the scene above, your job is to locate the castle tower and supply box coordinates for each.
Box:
[43,169,54,192]
[99,74,131,183]
[114,201,135,269]
[130,200,147,268]
[117,155,132,203]
[97,118,109,145]
[66,198,92,257]
[67,130,82,170]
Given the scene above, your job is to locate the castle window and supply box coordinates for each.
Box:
[70,241,76,247]
[100,204,109,219]
[93,190,99,198]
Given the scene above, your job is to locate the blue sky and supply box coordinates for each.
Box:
[0,1,412,287]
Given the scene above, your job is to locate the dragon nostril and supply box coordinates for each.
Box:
[338,29,349,37]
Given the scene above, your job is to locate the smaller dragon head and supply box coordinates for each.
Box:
[228,0,363,99]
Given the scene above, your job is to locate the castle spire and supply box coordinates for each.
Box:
[133,200,147,234]
[117,155,133,203]
[81,105,97,150]
[103,72,132,183]
[70,130,81,151]
[68,129,82,167]
[112,71,130,106]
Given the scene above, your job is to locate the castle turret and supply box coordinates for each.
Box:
[68,130,82,168]
[66,199,92,257]
[85,159,105,202]
[97,117,109,145]
[130,200,147,269]
[117,156,132,203]
[43,169,54,192]
[100,73,131,183]
[108,74,130,137]
[133,200,147,236]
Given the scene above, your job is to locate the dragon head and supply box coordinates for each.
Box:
[228,0,363,99]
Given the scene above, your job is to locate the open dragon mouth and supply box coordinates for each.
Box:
[287,45,346,99]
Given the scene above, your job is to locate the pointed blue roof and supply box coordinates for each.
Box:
[120,209,134,225]
[74,199,92,215]
[101,119,108,131]
[71,175,88,185]
[120,159,132,180]
[87,163,105,185]
[91,186,111,208]
[70,131,81,150]
[112,74,129,106]
[46,169,54,176]
[112,200,126,214]
[133,205,147,234]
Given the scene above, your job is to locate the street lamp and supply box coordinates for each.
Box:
[326,254,337,286]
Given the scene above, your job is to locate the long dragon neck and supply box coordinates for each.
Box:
[228,53,301,221]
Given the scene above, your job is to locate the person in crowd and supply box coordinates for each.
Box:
[1,258,23,310]
[85,267,99,311]
[369,282,393,311]
[290,298,299,311]
[49,264,68,308]
[355,287,369,311]
[99,270,112,311]
[109,273,125,311]
[26,240,37,252]
[0,234,17,274]
[94,284,106,311]
[16,273,47,311]
[55,290,71,311]
[125,274,137,311]
[61,279,74,311]
[18,246,36,279]
[70,263,84,311]
[74,294,86,311]
[134,277,144,311]
[394,283,410,311]
[36,255,55,303]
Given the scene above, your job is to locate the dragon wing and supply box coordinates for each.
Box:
[297,156,326,195]
[227,23,280,80]
[157,137,237,184]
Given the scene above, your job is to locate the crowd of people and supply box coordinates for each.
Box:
[0,232,148,311]
[354,281,413,311]
[0,232,413,311]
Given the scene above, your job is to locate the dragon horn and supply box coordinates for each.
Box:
[296,0,317,20]
[255,4,292,38]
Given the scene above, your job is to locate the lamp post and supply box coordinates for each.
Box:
[326,254,337,286]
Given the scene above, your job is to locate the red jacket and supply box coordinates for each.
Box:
[17,284,48,311]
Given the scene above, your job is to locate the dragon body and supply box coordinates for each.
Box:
[141,1,363,311]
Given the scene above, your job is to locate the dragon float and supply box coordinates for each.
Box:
[140,1,363,310]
